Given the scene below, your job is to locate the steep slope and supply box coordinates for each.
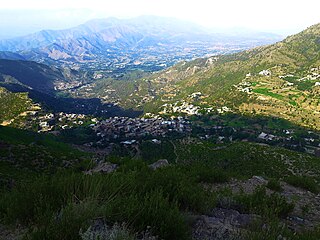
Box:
[0,59,83,94]
[0,59,144,120]
[0,87,38,125]
[0,51,26,61]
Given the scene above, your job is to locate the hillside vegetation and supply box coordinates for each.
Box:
[73,23,320,130]
[0,87,35,125]
[1,129,320,239]
[1,22,320,240]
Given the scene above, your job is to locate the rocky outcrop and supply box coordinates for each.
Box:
[85,162,118,175]
[149,159,169,170]
[192,208,260,240]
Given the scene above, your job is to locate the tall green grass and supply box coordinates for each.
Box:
[0,162,217,240]
[285,175,319,193]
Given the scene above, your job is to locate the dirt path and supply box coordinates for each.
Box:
[169,140,179,163]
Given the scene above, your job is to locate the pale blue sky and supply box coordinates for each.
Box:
[1,0,320,38]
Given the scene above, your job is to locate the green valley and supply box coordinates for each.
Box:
[1,14,320,240]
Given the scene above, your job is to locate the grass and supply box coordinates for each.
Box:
[0,161,218,240]
[175,141,289,179]
[289,100,298,106]
[140,140,176,163]
[266,179,283,192]
[1,126,320,239]
[0,126,92,191]
[0,126,85,156]
[252,88,284,100]
[285,175,319,193]
[0,87,32,122]
[188,164,229,184]
[233,186,294,218]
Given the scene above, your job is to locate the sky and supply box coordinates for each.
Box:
[1,0,320,38]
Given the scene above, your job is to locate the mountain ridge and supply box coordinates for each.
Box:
[0,16,282,72]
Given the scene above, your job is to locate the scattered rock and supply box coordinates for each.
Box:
[210,176,268,195]
[0,224,27,240]
[209,177,320,232]
[149,159,169,170]
[192,208,260,240]
[80,218,158,240]
[252,176,267,184]
[85,162,118,175]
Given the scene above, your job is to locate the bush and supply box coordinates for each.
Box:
[140,166,215,213]
[190,164,229,184]
[234,186,294,218]
[285,175,319,193]
[266,179,282,192]
[0,163,214,239]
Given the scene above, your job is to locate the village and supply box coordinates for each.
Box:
[92,116,192,143]
[15,99,319,157]
[25,108,320,157]
[37,112,88,132]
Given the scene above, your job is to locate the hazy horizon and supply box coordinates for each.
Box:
[1,0,320,39]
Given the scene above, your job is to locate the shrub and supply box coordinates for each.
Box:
[0,165,204,240]
[234,186,294,218]
[140,166,215,212]
[285,175,319,194]
[266,179,283,192]
[190,165,229,184]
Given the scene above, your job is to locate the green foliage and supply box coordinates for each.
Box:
[0,160,218,239]
[176,141,289,178]
[266,179,283,192]
[59,127,99,145]
[293,227,320,239]
[244,219,295,240]
[140,140,176,163]
[296,80,316,91]
[0,87,32,122]
[0,126,92,186]
[234,187,294,218]
[285,175,319,193]
[289,100,297,106]
[252,88,284,100]
[140,166,215,213]
[188,164,229,184]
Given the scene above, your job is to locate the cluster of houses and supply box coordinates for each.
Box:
[92,116,191,141]
[54,80,83,91]
[160,101,201,115]
[259,70,272,76]
[38,112,88,132]
[299,67,320,82]
[234,81,253,94]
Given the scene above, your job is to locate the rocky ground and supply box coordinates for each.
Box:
[191,176,320,239]
[0,224,26,240]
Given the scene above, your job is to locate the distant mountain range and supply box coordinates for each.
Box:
[0,16,282,73]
